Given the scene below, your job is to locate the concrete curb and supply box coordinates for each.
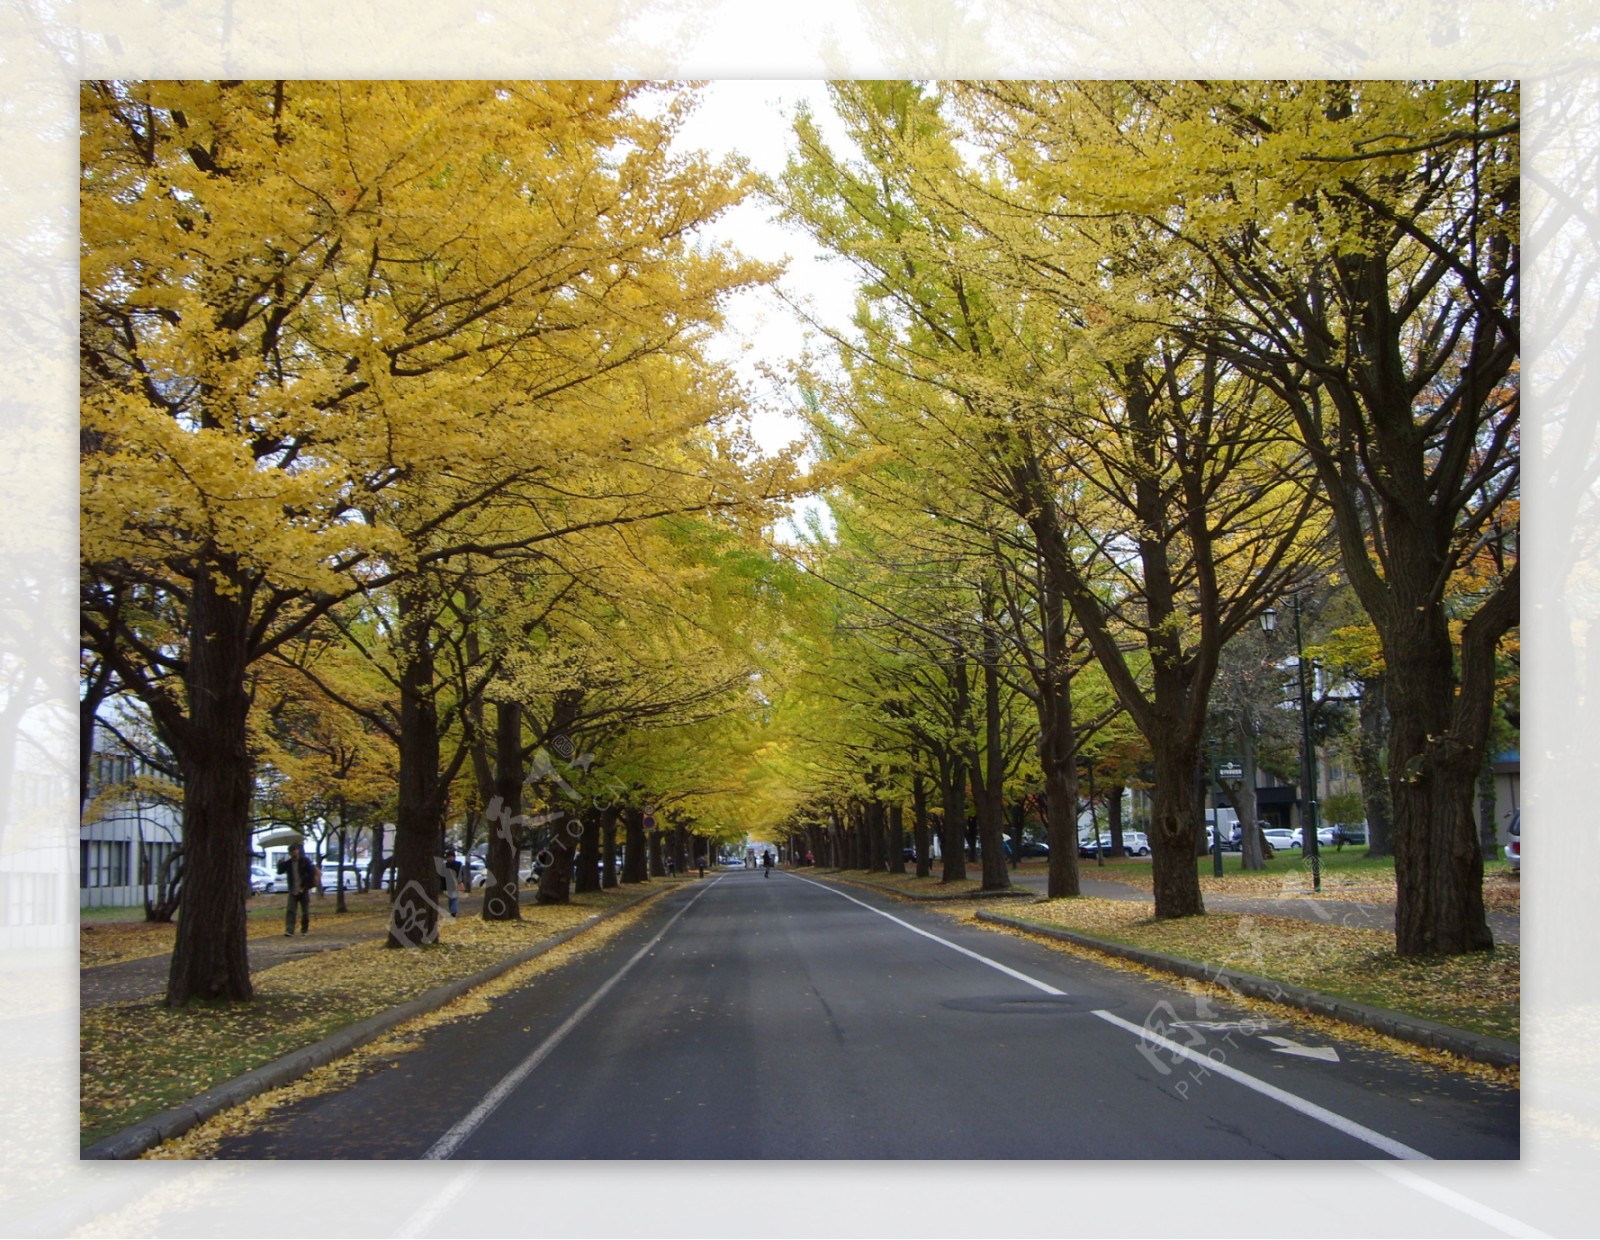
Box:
[974,907,1520,1070]
[810,871,1036,903]
[81,885,674,1160]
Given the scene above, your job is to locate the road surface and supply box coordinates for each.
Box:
[206,870,1517,1159]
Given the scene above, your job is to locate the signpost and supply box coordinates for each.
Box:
[1211,757,1241,877]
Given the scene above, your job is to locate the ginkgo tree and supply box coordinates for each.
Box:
[961,79,1519,954]
[80,80,791,1001]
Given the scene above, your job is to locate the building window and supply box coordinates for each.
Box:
[140,841,177,885]
[80,839,131,889]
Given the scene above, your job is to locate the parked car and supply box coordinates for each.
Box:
[1262,828,1298,852]
[1331,823,1367,846]
[1505,812,1520,873]
[1018,841,1050,858]
[249,866,281,894]
[1079,834,1149,857]
[318,867,361,892]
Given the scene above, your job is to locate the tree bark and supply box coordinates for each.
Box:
[574,807,604,894]
[912,772,931,878]
[975,616,1010,891]
[389,582,448,947]
[1387,609,1494,954]
[481,701,523,921]
[1148,738,1207,919]
[622,807,649,882]
[166,557,255,1003]
[888,802,906,874]
[602,809,620,888]
[865,800,886,872]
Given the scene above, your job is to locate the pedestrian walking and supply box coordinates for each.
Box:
[442,846,464,918]
[762,850,774,877]
[279,842,316,936]
[696,854,706,878]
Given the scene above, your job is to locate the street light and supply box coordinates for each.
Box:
[1261,598,1321,893]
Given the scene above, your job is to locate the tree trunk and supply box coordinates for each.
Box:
[481,701,523,921]
[388,583,447,948]
[1476,758,1500,860]
[865,801,886,872]
[166,559,255,1003]
[938,755,967,882]
[976,622,1009,891]
[574,807,604,894]
[1148,737,1207,919]
[622,807,649,883]
[1357,674,1394,858]
[1387,616,1493,955]
[649,823,666,877]
[912,772,931,878]
[602,809,620,888]
[888,803,906,874]
[535,815,576,904]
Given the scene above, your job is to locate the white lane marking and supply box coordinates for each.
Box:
[788,873,1065,995]
[422,878,721,1160]
[1092,1008,1427,1159]
[797,872,1433,1161]
[394,1162,482,1237]
[1363,1163,1550,1238]
[1261,1034,1340,1062]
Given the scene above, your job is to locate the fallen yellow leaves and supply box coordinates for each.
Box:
[142,894,665,1159]
[1007,897,1519,1043]
[80,888,666,1150]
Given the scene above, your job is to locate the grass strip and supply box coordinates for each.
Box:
[79,884,684,1148]
[1005,897,1518,1043]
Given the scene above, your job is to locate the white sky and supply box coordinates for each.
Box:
[669,81,863,457]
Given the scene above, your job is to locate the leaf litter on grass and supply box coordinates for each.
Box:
[81,888,668,1149]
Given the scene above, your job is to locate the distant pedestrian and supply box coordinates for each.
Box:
[666,855,676,877]
[442,846,463,917]
[696,854,706,877]
[278,843,316,936]
[762,850,774,877]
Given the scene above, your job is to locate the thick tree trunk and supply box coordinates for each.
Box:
[602,810,620,888]
[388,584,450,947]
[866,801,886,872]
[167,560,255,1004]
[888,803,906,874]
[1387,616,1493,955]
[535,816,576,904]
[1477,759,1500,860]
[481,701,523,921]
[1148,739,1207,920]
[649,824,665,878]
[574,807,604,894]
[622,807,649,883]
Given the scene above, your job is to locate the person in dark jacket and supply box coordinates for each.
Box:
[278,843,316,935]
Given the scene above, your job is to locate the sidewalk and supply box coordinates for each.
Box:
[81,885,673,1159]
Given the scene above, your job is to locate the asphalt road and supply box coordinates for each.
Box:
[207,870,1517,1160]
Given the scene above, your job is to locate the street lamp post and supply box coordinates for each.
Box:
[1261,598,1321,893]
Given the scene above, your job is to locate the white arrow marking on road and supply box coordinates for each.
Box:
[1261,1034,1340,1061]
